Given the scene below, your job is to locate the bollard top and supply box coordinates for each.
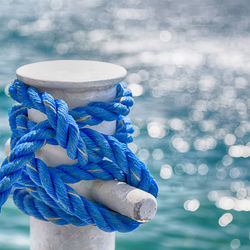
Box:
[16,60,127,89]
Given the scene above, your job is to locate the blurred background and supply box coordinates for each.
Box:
[0,0,250,249]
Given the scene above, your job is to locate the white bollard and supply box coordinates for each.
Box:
[5,60,157,250]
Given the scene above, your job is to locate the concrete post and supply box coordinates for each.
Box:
[5,60,157,250]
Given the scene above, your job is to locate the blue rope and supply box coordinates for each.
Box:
[0,79,158,232]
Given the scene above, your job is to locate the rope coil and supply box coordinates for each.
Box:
[0,79,158,232]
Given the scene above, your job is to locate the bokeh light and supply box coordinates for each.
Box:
[0,0,250,249]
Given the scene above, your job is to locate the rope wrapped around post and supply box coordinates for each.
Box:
[0,79,158,232]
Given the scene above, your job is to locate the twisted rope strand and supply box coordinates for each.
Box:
[0,80,158,232]
[15,159,139,232]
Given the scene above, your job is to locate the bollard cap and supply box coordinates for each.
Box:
[16,60,127,89]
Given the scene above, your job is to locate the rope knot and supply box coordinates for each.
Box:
[0,80,158,232]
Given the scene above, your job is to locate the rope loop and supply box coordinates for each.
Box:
[0,79,158,232]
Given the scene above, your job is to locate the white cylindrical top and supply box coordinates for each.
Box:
[16,60,126,109]
[16,60,127,89]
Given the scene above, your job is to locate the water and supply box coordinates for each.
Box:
[0,0,250,249]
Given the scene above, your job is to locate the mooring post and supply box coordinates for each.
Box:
[5,60,157,250]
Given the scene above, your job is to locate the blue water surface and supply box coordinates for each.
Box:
[0,0,250,249]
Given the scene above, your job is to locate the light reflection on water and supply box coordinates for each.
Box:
[0,0,250,249]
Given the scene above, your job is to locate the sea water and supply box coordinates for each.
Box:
[0,0,249,249]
